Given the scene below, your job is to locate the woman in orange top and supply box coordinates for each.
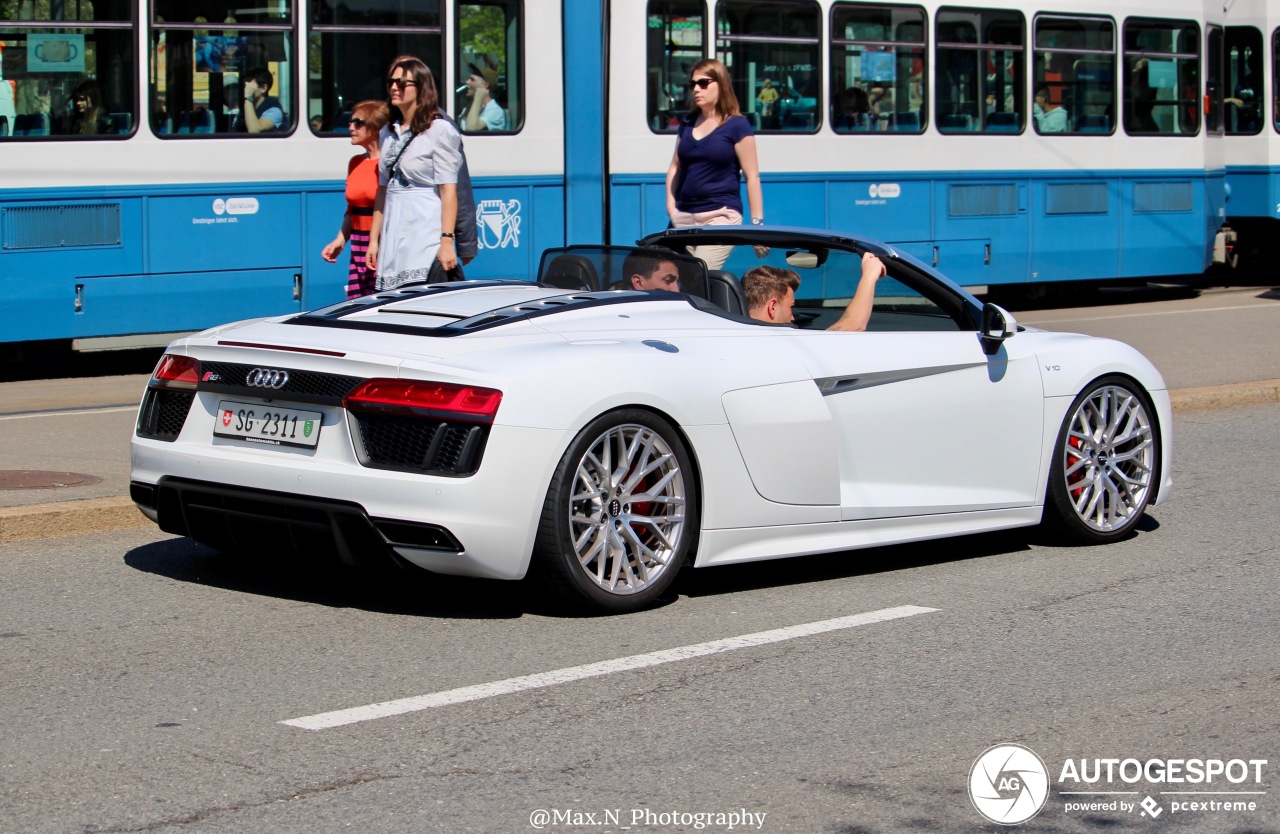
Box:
[321,100,391,298]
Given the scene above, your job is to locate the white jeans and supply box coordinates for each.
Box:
[669,206,741,271]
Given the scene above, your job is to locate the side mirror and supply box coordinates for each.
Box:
[980,302,1017,355]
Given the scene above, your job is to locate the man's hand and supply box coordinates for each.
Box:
[863,251,886,279]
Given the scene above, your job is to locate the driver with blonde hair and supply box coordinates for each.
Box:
[743,252,886,330]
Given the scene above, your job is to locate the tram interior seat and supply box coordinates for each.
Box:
[784,112,815,130]
[176,110,215,134]
[541,254,599,291]
[14,113,50,136]
[1077,114,1110,133]
[705,270,747,316]
[940,113,975,131]
[332,111,351,132]
[834,112,872,131]
[0,115,8,136]
[986,111,1019,132]
[889,112,919,131]
[109,112,132,134]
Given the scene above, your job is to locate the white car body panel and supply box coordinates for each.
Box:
[721,381,841,507]
[788,330,1045,519]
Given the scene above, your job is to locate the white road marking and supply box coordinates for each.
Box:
[0,405,136,421]
[282,604,939,731]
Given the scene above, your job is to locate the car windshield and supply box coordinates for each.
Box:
[716,245,965,332]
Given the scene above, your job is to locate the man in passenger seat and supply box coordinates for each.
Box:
[622,250,681,292]
[743,252,885,330]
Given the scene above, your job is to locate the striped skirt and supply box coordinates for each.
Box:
[345,228,376,298]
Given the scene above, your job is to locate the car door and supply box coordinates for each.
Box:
[790,282,1044,521]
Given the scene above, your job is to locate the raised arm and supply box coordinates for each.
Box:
[828,252,886,332]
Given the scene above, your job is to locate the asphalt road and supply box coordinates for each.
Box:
[1,403,1277,833]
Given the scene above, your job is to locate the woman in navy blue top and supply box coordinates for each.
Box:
[665,59,765,270]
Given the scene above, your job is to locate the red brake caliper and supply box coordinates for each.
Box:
[1066,436,1085,498]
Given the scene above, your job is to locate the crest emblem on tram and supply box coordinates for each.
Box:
[477,199,522,249]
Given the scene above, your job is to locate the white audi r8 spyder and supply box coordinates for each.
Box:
[130,227,1172,612]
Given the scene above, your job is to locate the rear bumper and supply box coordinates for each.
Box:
[130,422,571,580]
[132,477,464,569]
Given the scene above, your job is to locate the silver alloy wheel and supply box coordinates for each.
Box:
[568,422,688,595]
[1061,384,1155,532]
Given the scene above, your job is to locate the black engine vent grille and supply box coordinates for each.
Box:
[136,389,196,441]
[350,412,488,477]
[197,362,364,405]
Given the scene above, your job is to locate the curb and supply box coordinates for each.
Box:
[2,379,1277,544]
[1168,378,1280,412]
[0,495,151,545]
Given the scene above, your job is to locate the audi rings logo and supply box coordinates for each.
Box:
[246,368,290,389]
[969,743,1050,825]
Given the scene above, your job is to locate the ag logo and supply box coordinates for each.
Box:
[969,743,1049,825]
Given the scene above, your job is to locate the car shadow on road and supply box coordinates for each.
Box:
[123,537,544,620]
[124,517,1160,618]
[674,527,1036,600]
[674,515,1160,601]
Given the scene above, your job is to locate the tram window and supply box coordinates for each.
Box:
[936,8,1024,135]
[308,4,441,136]
[716,0,822,133]
[1274,30,1280,133]
[1206,26,1222,134]
[151,0,297,137]
[454,2,522,134]
[1033,16,1114,136]
[0,0,135,140]
[1123,19,1199,136]
[1224,26,1263,135]
[829,4,926,135]
[647,2,707,133]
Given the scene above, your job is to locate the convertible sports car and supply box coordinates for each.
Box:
[130,227,1172,612]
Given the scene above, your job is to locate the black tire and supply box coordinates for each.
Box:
[1042,375,1161,544]
[533,409,698,613]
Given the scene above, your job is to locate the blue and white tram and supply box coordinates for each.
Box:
[1,0,1276,350]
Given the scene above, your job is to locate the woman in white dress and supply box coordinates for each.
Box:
[366,57,460,290]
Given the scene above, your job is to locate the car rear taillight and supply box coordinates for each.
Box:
[344,379,502,422]
[151,354,200,389]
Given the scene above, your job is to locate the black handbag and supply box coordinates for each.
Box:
[426,259,466,283]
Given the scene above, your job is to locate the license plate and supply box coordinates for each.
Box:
[214,400,323,448]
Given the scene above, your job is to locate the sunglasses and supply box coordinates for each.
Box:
[387,78,417,90]
[688,77,715,90]
[348,117,368,128]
